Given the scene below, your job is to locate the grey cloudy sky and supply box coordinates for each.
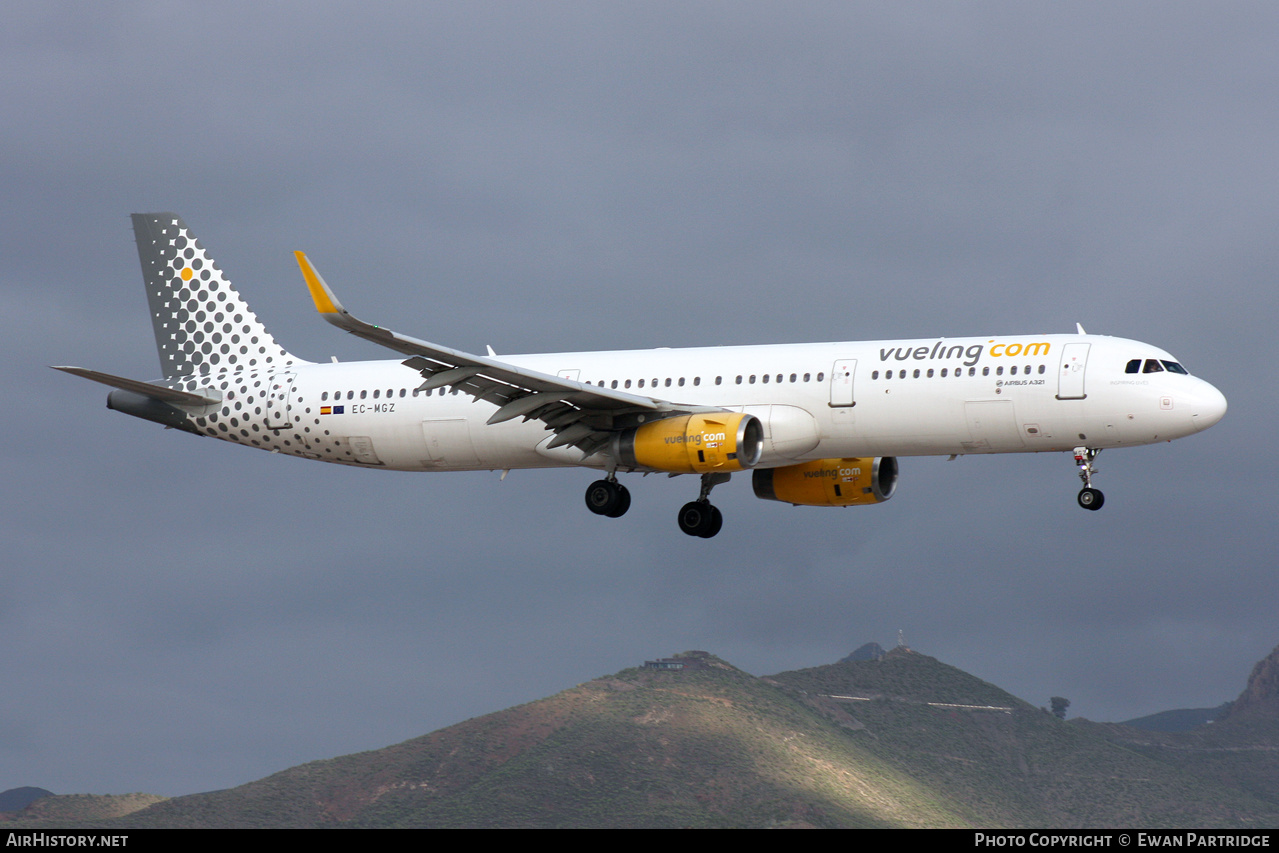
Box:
[3,2,1276,797]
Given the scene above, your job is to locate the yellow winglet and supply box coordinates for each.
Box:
[294,251,343,315]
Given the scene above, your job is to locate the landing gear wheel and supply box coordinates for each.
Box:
[1077,487,1104,511]
[1071,447,1105,512]
[678,501,721,538]
[607,484,631,518]
[585,479,628,517]
[701,505,723,538]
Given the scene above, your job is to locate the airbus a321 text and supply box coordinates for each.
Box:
[57,214,1227,538]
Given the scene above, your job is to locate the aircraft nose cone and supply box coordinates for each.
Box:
[1191,382,1227,432]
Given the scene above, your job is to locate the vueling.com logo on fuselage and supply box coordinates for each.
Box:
[878,340,1051,367]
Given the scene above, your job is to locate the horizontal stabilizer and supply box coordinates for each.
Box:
[51,366,221,409]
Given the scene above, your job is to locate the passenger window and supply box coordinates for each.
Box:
[872,370,879,380]
[638,379,645,388]
[926,369,934,378]
[321,392,328,401]
[1038,365,1046,374]
[373,389,380,398]
[762,374,770,384]
[749,375,756,384]
[982,367,989,376]
[803,373,811,382]
[790,373,797,383]
[693,377,701,386]
[817,372,824,381]
[1010,366,1017,375]
[714,377,721,385]
[360,390,367,399]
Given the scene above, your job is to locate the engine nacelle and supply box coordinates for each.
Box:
[752,457,898,507]
[613,413,763,474]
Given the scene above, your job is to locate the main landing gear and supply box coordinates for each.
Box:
[1073,446,1104,511]
[678,472,730,539]
[678,501,722,538]
[585,477,630,518]
[585,471,730,537]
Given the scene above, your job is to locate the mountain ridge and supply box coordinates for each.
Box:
[11,646,1279,828]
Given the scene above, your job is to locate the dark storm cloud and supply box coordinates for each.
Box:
[2,2,1274,796]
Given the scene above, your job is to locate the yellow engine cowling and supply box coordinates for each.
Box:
[752,457,898,507]
[613,413,764,474]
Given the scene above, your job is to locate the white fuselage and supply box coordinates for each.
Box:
[69,213,1226,535]
[234,333,1224,473]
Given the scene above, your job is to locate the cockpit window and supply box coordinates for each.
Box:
[1161,360,1188,375]
[1125,359,1141,374]
[1143,359,1165,373]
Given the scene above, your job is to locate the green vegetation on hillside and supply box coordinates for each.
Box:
[11,647,1279,829]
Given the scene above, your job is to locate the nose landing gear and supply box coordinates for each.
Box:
[1073,447,1104,511]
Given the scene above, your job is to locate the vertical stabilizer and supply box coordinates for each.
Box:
[132,213,296,379]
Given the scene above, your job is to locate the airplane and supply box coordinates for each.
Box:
[56,213,1227,538]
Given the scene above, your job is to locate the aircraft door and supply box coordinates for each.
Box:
[1056,344,1091,400]
[829,360,857,407]
[265,372,295,429]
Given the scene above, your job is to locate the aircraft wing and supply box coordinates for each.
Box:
[295,253,714,458]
